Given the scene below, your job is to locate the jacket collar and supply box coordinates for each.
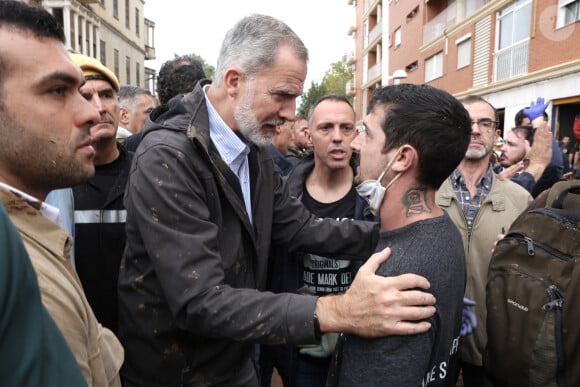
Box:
[0,188,73,263]
[148,81,260,237]
[437,171,508,212]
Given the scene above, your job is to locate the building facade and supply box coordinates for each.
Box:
[350,0,580,140]
[24,0,156,91]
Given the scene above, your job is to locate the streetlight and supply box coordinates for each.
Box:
[391,69,408,85]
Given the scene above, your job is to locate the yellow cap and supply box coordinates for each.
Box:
[69,52,120,92]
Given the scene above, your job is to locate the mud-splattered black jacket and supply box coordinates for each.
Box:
[118,80,379,387]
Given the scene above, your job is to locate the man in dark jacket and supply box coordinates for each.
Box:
[287,115,311,165]
[260,95,376,387]
[118,14,436,387]
[70,53,132,334]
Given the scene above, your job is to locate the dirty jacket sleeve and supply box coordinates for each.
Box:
[125,128,377,346]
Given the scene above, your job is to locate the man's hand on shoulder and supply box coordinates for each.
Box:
[315,247,436,338]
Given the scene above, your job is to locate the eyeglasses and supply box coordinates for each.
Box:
[471,120,499,131]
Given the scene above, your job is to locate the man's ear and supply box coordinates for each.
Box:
[224,68,242,98]
[119,107,130,125]
[524,140,532,155]
[392,145,417,173]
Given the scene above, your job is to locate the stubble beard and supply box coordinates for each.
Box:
[464,140,493,161]
[0,102,94,192]
[233,83,281,147]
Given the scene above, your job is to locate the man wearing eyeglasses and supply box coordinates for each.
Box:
[435,95,532,387]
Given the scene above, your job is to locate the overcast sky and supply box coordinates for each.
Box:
[144,0,355,87]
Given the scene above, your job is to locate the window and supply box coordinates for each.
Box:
[126,56,131,85]
[114,49,119,79]
[100,40,106,65]
[52,8,63,29]
[407,6,419,23]
[406,61,418,73]
[495,0,531,80]
[425,52,443,82]
[136,62,140,87]
[113,0,118,19]
[558,0,580,27]
[125,0,130,29]
[363,18,369,46]
[394,27,401,48]
[497,0,531,51]
[100,0,105,7]
[456,35,471,69]
[135,8,140,36]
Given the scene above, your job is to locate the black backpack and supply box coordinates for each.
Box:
[485,180,580,387]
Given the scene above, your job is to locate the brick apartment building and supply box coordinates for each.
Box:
[349,0,580,140]
[23,0,156,93]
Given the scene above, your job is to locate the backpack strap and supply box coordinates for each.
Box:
[546,179,580,210]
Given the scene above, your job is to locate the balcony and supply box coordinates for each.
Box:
[364,0,380,14]
[423,0,491,44]
[423,7,456,44]
[368,23,382,47]
[367,62,382,83]
[494,40,529,82]
[145,45,156,60]
[145,18,155,60]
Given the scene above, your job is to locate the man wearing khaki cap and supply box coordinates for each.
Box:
[70,52,133,336]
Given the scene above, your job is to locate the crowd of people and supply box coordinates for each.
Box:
[0,2,576,387]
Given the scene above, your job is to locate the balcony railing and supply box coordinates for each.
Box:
[423,0,491,44]
[368,22,382,47]
[367,62,381,83]
[145,44,156,60]
[494,40,529,82]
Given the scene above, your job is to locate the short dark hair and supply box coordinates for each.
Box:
[515,108,548,126]
[307,94,354,127]
[0,2,65,88]
[511,125,534,145]
[156,56,206,105]
[461,94,500,122]
[368,84,471,189]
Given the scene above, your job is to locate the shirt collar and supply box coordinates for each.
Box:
[451,163,494,190]
[0,182,60,224]
[204,86,250,168]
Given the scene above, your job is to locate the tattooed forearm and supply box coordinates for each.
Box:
[403,187,432,217]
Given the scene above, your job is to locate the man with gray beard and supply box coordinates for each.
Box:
[119,14,437,387]
[435,95,532,387]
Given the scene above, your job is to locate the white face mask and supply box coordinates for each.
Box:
[355,148,403,215]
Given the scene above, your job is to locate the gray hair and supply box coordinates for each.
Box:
[118,86,152,109]
[213,14,308,86]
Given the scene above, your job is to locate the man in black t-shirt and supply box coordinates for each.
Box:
[328,84,471,386]
[260,95,370,387]
[70,53,133,335]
